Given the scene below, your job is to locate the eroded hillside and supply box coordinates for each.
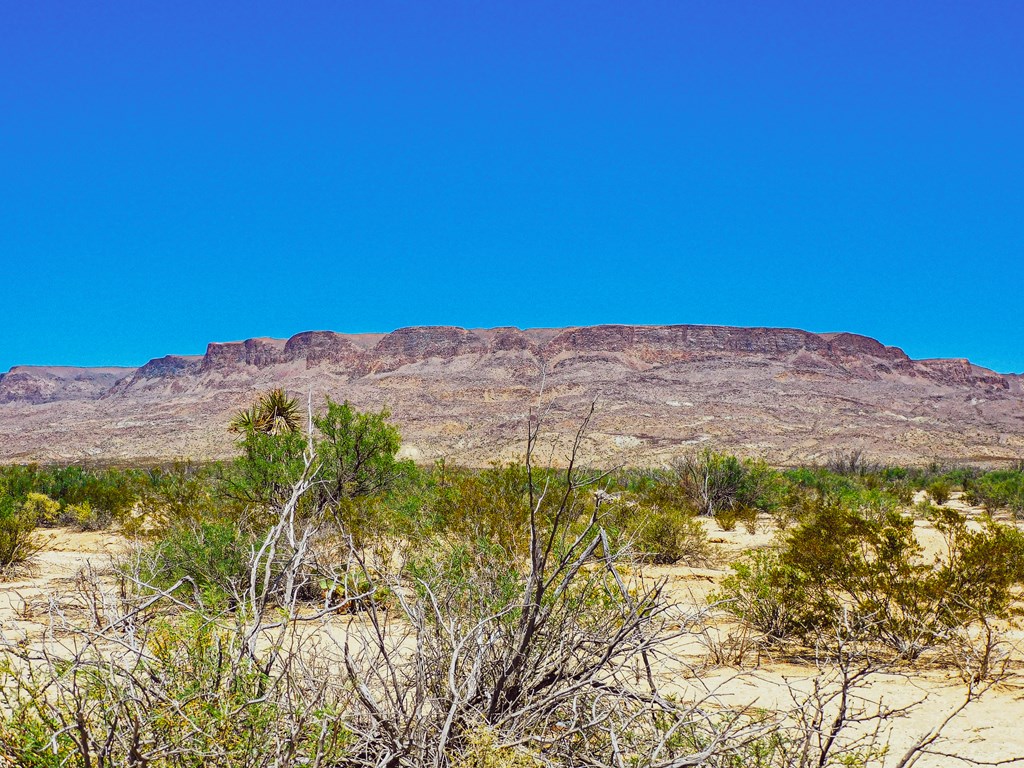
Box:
[1,324,1022,465]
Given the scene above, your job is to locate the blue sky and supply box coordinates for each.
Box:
[2,2,1022,373]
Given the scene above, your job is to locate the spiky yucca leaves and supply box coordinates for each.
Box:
[229,388,302,436]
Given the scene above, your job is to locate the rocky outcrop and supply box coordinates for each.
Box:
[913,359,1010,390]
[282,331,366,369]
[542,325,824,360]
[135,355,201,378]
[823,332,910,363]
[200,338,288,372]
[0,366,133,404]
[369,327,489,372]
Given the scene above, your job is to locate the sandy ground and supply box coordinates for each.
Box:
[2,497,1022,766]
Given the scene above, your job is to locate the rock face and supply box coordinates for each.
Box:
[1,324,1022,465]
[0,366,135,405]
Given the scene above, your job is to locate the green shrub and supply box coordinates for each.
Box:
[928,479,952,506]
[314,398,409,502]
[716,550,822,640]
[616,502,711,565]
[454,726,541,768]
[674,451,780,519]
[968,469,1024,516]
[929,506,1024,619]
[21,493,60,527]
[135,460,221,533]
[426,463,533,554]
[221,428,309,509]
[0,615,350,767]
[139,522,260,607]
[64,500,113,531]
[36,465,142,524]
[715,497,1024,657]
[887,480,916,505]
[407,537,524,619]
[715,504,759,534]
[0,495,41,571]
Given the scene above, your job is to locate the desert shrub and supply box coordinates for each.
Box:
[928,479,952,505]
[608,480,711,564]
[220,394,414,540]
[314,398,411,503]
[407,536,524,618]
[338,471,688,766]
[826,449,882,477]
[21,492,60,527]
[138,521,261,607]
[674,451,780,519]
[0,495,41,572]
[0,465,41,502]
[36,465,142,525]
[626,468,693,510]
[783,466,861,501]
[627,504,711,565]
[716,497,1024,657]
[454,726,541,768]
[929,506,1024,619]
[886,479,916,505]
[943,465,981,488]
[968,469,1024,516]
[221,427,309,509]
[0,464,144,532]
[63,500,114,531]
[426,463,534,553]
[717,549,822,640]
[135,460,222,533]
[715,504,759,534]
[0,615,350,767]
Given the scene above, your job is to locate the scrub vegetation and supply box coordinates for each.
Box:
[1,393,1023,766]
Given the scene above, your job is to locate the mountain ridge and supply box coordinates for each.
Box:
[2,324,1022,466]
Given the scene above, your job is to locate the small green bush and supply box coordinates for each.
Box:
[0,496,41,572]
[454,726,541,768]
[426,464,533,554]
[624,504,711,565]
[139,522,260,607]
[928,479,952,506]
[716,550,821,640]
[0,615,350,767]
[715,504,759,534]
[64,500,113,531]
[968,469,1024,516]
[21,493,60,527]
[674,451,780,519]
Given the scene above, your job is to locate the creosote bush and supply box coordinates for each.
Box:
[928,479,952,506]
[673,450,780,519]
[20,492,59,526]
[0,495,41,572]
[717,496,1024,659]
[611,499,712,565]
[136,520,262,608]
[0,613,351,767]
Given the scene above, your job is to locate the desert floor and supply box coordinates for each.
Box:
[1,494,1021,766]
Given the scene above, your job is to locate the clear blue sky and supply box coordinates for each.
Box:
[2,2,1022,373]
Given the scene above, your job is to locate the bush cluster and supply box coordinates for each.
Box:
[717,496,1024,658]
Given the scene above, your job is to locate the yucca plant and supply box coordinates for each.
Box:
[229,388,302,436]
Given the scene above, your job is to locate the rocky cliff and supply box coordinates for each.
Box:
[1,325,1021,465]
